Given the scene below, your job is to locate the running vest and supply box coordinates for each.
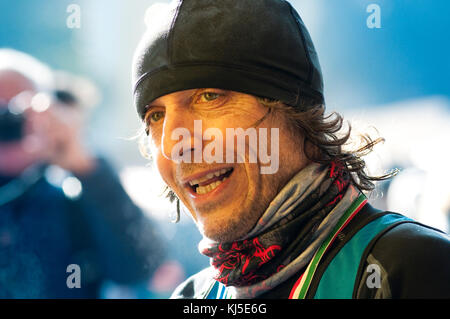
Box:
[204,211,414,299]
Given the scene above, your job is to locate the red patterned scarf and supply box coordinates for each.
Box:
[199,162,352,291]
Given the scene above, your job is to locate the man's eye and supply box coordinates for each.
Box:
[149,111,164,123]
[199,92,221,102]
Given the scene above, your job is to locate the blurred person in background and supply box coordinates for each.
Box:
[0,48,166,298]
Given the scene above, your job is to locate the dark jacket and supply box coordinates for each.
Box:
[0,158,165,298]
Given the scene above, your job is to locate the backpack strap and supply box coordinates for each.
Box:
[312,213,414,299]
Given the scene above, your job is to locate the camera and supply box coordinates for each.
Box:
[0,90,79,143]
[0,102,25,142]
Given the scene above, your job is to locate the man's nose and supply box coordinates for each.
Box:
[161,110,201,162]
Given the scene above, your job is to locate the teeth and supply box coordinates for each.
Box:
[189,178,200,186]
[195,178,228,195]
[188,168,232,186]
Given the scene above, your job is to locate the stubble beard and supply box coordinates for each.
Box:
[194,173,279,243]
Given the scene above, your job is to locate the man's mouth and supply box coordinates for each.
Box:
[186,167,234,195]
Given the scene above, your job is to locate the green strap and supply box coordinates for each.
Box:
[290,194,367,299]
[313,213,412,299]
[205,279,233,299]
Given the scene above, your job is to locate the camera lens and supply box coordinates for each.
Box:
[0,105,25,142]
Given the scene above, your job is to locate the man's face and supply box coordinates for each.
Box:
[145,89,310,242]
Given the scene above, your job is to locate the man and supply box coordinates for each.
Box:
[0,49,165,298]
[132,0,450,298]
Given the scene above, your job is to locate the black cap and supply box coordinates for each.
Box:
[132,0,324,120]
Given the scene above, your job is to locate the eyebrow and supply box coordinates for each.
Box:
[145,89,203,114]
[144,102,159,113]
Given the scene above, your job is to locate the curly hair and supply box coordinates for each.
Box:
[256,96,398,192]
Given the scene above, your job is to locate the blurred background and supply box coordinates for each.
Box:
[0,0,449,298]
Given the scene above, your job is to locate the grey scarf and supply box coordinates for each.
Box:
[199,162,362,298]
